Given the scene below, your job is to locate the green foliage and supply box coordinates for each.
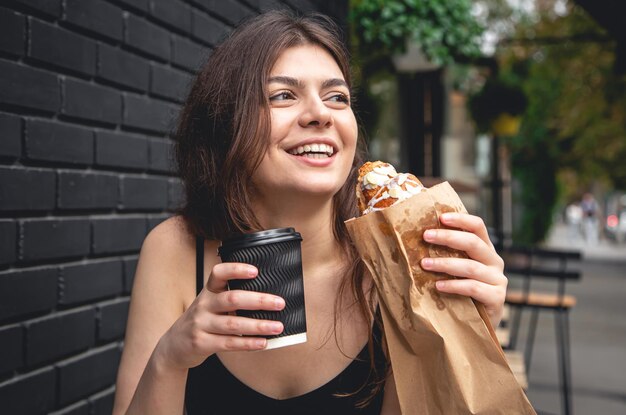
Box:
[350,0,484,65]
[468,78,528,133]
[509,64,562,242]
[511,141,559,244]
[501,4,626,243]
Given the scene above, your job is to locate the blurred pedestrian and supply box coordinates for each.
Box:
[565,202,583,241]
[581,193,599,244]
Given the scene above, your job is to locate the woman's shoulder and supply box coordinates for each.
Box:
[144,215,193,248]
[138,216,197,280]
[138,216,219,294]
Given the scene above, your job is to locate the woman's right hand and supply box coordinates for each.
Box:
[153,263,285,370]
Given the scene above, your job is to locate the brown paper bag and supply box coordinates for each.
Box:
[345,182,535,415]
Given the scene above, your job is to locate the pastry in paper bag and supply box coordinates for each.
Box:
[345,161,535,415]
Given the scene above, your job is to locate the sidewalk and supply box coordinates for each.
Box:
[516,222,626,415]
[542,222,626,262]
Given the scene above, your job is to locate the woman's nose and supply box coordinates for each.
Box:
[298,96,332,128]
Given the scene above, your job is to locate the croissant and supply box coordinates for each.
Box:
[356,161,425,215]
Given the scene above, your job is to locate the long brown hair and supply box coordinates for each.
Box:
[174,10,387,406]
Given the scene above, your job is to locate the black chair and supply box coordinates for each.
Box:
[502,246,581,415]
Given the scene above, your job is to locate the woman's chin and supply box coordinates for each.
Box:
[294,185,339,198]
[264,183,341,200]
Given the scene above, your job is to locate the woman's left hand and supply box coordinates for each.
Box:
[420,212,507,328]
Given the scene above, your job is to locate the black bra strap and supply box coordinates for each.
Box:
[195,236,204,295]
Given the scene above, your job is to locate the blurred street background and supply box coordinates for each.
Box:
[2,0,625,414]
[527,222,626,414]
[352,0,626,413]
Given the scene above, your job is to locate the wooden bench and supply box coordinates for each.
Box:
[501,246,582,415]
[493,305,528,390]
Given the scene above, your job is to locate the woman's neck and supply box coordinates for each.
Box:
[252,194,344,278]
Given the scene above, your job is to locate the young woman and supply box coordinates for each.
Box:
[112,11,507,415]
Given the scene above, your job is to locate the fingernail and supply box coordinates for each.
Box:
[248,266,258,277]
[422,258,433,268]
[270,322,283,333]
[440,213,454,222]
[436,280,446,289]
[423,230,436,240]
[274,298,285,309]
[255,339,266,348]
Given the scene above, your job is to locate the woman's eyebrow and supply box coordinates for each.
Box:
[267,76,348,90]
[267,76,303,88]
[321,78,349,90]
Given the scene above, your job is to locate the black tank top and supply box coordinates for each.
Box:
[184,237,387,415]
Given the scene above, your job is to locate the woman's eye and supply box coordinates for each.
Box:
[327,93,350,105]
[270,91,295,101]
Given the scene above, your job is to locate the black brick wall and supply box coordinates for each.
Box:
[0,0,348,414]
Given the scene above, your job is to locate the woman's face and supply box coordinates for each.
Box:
[252,44,358,200]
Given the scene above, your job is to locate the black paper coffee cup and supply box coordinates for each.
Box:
[218,228,307,349]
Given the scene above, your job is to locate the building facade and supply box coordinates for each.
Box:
[0,1,347,413]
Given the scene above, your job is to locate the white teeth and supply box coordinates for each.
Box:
[289,143,335,156]
[303,153,329,159]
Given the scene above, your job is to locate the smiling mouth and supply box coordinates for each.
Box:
[287,143,335,159]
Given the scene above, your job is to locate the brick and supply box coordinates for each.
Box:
[0,112,21,159]
[12,0,62,17]
[49,401,90,415]
[95,130,149,170]
[29,19,97,76]
[124,14,171,61]
[122,93,178,134]
[122,256,138,293]
[97,298,129,341]
[172,35,208,71]
[0,59,60,113]
[191,10,229,46]
[0,367,56,415]
[65,0,124,41]
[57,171,118,210]
[92,217,147,255]
[206,0,255,25]
[0,167,56,212]
[24,119,93,165]
[57,344,121,406]
[148,0,192,33]
[59,260,123,306]
[0,267,56,323]
[90,386,115,415]
[0,220,17,266]
[146,214,169,232]
[112,0,149,13]
[168,178,184,210]
[0,7,26,56]
[150,63,193,102]
[239,0,261,10]
[25,307,96,367]
[20,219,91,262]
[97,43,150,92]
[255,0,286,12]
[148,138,174,172]
[284,0,316,12]
[63,78,121,125]
[0,325,23,375]
[119,176,168,210]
